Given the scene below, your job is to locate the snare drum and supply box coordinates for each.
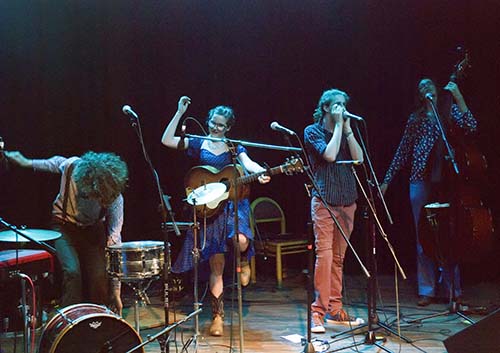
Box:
[38,303,143,353]
[106,241,164,280]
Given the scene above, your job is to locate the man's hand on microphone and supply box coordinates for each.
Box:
[177,96,191,115]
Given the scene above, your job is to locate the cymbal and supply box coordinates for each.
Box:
[186,182,227,206]
[0,228,62,243]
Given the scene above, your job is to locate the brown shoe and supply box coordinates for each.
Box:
[209,314,224,336]
[417,295,432,307]
[240,260,251,287]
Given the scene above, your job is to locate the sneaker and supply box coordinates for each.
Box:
[325,309,364,326]
[311,312,325,333]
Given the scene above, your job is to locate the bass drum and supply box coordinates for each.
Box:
[38,303,144,353]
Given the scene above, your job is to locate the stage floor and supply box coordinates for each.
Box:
[1,271,499,353]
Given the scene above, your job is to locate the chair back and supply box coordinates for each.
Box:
[250,197,286,237]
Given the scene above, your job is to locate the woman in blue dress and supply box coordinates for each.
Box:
[161,96,270,336]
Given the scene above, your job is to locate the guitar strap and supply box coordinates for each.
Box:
[236,156,250,176]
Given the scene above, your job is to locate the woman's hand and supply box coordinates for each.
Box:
[177,96,191,115]
[257,174,271,184]
[444,82,462,100]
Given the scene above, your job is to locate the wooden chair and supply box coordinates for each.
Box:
[249,197,308,288]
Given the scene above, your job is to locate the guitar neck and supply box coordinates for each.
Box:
[236,165,285,185]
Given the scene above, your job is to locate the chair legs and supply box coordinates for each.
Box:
[276,245,283,288]
[250,255,257,284]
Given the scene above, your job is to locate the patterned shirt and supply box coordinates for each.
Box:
[383,104,477,184]
[304,122,358,206]
[32,156,123,245]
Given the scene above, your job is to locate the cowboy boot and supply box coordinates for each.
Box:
[209,291,224,336]
[240,258,251,286]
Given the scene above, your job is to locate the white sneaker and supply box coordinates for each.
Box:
[311,313,326,333]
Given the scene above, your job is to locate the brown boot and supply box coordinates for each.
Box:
[209,292,224,336]
[240,260,251,287]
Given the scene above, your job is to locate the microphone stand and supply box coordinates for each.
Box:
[125,112,181,353]
[403,99,474,325]
[427,98,459,175]
[329,122,410,353]
[126,308,202,353]
[283,131,371,353]
[185,134,300,353]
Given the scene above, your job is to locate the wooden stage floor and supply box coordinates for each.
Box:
[1,271,499,353]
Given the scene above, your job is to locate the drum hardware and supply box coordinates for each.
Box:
[125,308,201,353]
[0,217,58,353]
[407,202,474,325]
[106,241,166,334]
[123,279,155,334]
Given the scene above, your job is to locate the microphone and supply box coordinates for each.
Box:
[122,105,139,119]
[0,136,8,173]
[343,111,364,121]
[177,123,187,149]
[270,121,296,136]
[425,93,434,101]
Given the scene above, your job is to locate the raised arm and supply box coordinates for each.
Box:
[4,151,33,168]
[161,96,191,149]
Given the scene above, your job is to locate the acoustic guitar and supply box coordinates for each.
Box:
[184,157,304,218]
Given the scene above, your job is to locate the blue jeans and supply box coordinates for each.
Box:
[410,181,461,298]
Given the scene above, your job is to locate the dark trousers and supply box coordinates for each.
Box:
[52,220,109,307]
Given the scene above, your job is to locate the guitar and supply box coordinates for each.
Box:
[184,156,304,218]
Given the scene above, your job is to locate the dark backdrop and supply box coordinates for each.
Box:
[1,1,499,280]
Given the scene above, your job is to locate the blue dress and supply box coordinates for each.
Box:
[172,137,254,273]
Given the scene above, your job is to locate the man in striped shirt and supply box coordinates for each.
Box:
[304,88,364,333]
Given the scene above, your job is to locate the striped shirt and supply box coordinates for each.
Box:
[304,123,358,206]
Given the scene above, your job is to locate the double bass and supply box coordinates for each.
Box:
[419,53,494,264]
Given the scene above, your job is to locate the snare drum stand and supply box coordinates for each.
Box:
[124,278,155,334]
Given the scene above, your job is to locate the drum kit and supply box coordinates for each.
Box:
[0,182,225,353]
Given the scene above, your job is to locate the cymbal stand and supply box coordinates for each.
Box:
[0,217,55,353]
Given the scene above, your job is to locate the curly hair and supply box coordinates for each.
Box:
[206,105,236,128]
[312,88,350,123]
[73,151,128,207]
